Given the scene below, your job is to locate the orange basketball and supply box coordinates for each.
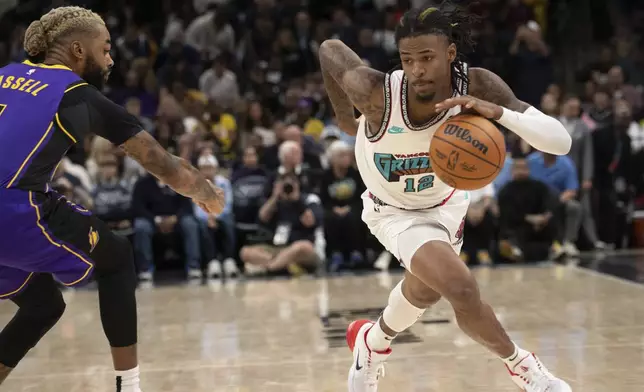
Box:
[429,114,506,190]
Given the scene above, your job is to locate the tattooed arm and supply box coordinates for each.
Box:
[436,67,571,155]
[121,132,225,214]
[319,39,386,135]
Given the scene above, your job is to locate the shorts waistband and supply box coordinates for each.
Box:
[368,189,457,211]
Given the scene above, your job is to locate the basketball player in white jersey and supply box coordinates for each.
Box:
[319,2,573,392]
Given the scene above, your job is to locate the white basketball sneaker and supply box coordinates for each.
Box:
[506,352,572,392]
[346,320,392,392]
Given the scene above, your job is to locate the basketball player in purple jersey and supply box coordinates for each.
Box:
[0,7,223,392]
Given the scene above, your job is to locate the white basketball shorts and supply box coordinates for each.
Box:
[361,189,470,269]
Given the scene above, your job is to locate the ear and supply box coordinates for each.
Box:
[447,43,457,63]
[71,41,84,60]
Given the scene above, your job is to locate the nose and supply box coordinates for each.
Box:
[411,63,425,78]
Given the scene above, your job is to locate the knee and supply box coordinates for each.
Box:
[239,246,255,263]
[21,280,66,322]
[292,240,315,257]
[94,233,136,276]
[134,218,153,235]
[179,215,201,237]
[402,280,442,308]
[443,275,480,309]
[43,291,66,322]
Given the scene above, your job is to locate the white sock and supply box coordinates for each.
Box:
[366,319,393,352]
[501,343,531,368]
[366,280,426,352]
[115,366,141,392]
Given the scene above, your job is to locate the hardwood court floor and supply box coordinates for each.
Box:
[2,263,644,391]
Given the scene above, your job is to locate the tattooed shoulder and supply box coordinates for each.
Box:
[342,66,386,123]
[468,67,530,113]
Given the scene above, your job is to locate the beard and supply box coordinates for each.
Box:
[82,56,110,89]
[415,91,436,102]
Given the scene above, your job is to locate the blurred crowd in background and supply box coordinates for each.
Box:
[1,0,643,283]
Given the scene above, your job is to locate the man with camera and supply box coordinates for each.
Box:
[240,172,322,276]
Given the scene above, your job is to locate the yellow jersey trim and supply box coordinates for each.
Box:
[0,273,34,299]
[22,60,72,71]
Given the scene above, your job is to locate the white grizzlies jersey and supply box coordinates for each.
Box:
[355,65,468,209]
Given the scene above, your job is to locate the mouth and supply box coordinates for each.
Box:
[412,81,433,89]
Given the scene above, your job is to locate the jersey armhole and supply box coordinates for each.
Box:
[55,82,91,144]
[365,73,392,143]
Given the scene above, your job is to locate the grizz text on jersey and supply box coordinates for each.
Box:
[374,152,434,182]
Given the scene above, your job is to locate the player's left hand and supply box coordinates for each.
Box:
[435,96,503,120]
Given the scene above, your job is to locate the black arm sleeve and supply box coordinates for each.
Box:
[57,83,143,145]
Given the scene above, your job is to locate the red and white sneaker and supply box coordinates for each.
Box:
[346,320,392,392]
[506,353,572,392]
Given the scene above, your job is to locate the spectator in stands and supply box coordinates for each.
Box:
[320,140,365,272]
[199,52,239,109]
[540,92,559,116]
[274,27,310,81]
[527,151,581,256]
[560,96,605,249]
[244,100,276,147]
[155,30,201,74]
[231,146,270,253]
[125,97,155,134]
[264,127,322,194]
[593,99,636,246]
[132,174,203,282]
[52,158,94,208]
[608,65,642,114]
[586,89,614,130]
[462,183,498,265]
[373,8,399,56]
[286,99,325,141]
[497,155,557,262]
[115,23,155,63]
[92,154,134,235]
[240,172,321,276]
[508,22,552,107]
[185,6,235,61]
[194,154,239,279]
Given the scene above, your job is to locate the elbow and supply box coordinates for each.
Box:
[554,131,572,156]
[319,39,342,59]
[320,39,340,51]
[541,125,572,156]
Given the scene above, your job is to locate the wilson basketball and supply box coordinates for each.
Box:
[429,114,506,190]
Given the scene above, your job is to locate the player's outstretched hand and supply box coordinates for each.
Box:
[435,95,503,120]
[195,180,225,215]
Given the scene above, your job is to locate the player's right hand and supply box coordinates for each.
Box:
[195,180,225,215]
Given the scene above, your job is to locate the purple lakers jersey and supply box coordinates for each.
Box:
[0,60,84,192]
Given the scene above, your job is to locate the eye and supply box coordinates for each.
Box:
[423,56,433,62]
[402,59,412,64]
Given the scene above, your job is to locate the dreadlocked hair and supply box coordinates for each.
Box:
[24,6,105,60]
[394,0,479,95]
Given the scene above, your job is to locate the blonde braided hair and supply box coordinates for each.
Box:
[23,6,105,58]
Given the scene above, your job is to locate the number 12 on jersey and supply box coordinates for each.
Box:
[403,174,435,193]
